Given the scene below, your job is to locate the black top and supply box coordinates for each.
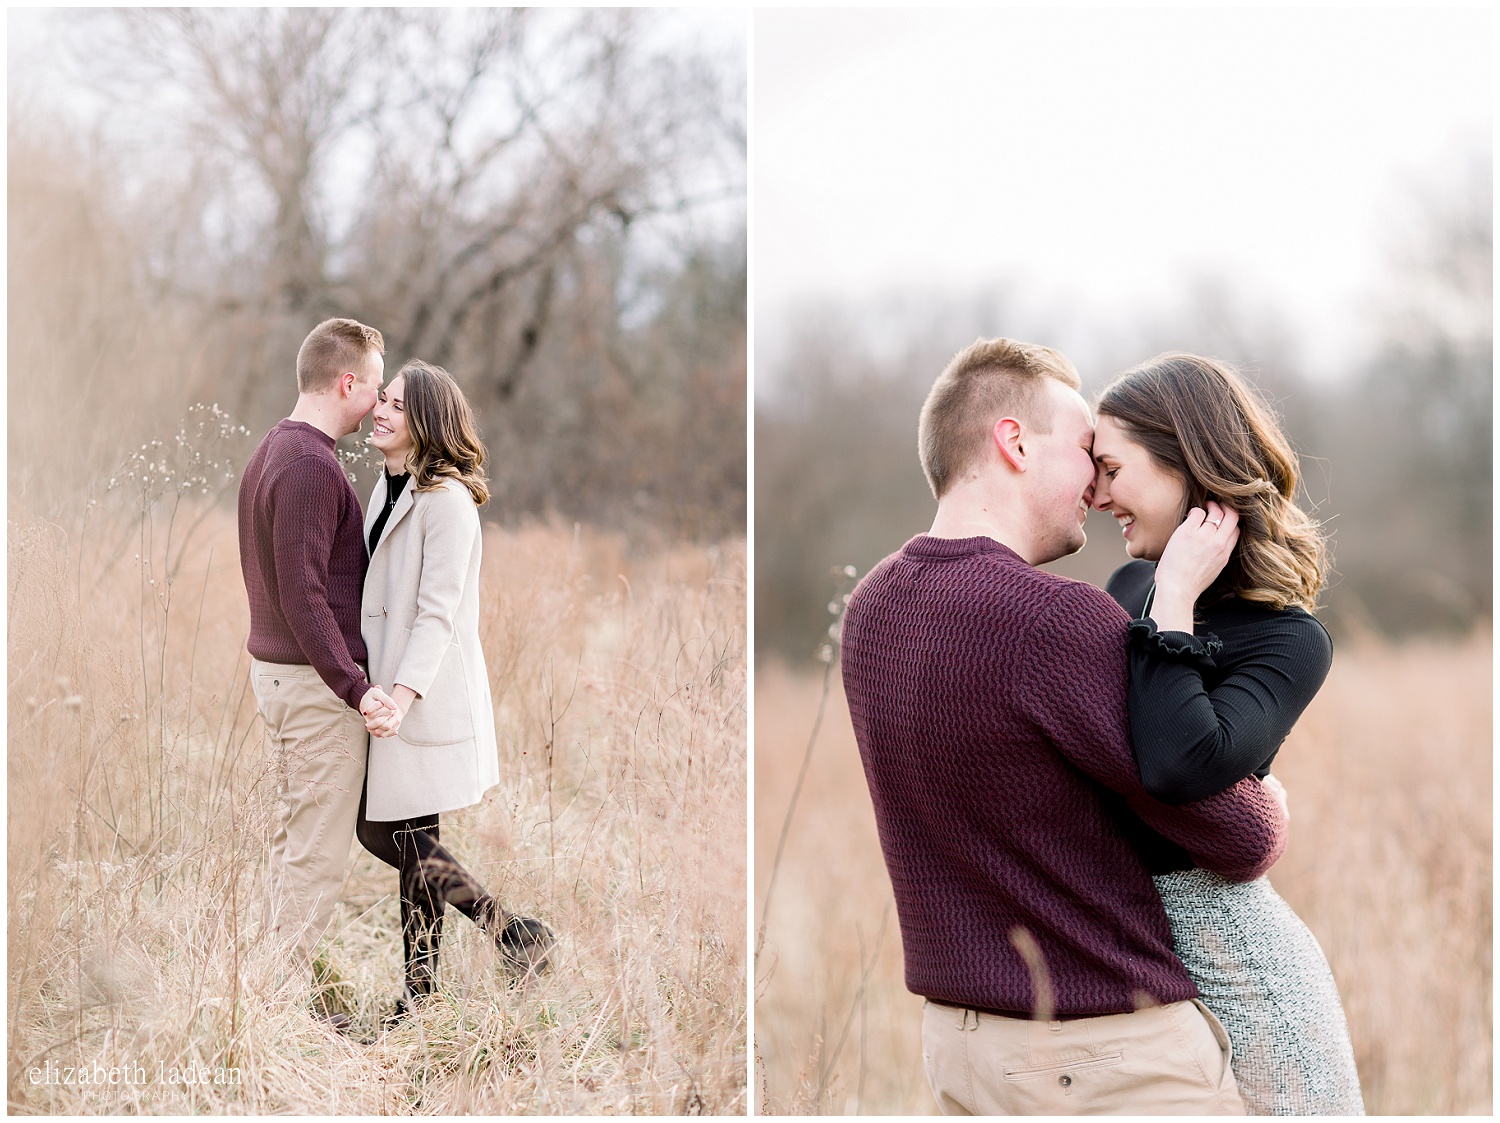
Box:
[367,468,411,555]
[1106,560,1334,807]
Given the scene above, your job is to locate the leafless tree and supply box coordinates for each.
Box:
[754,152,1491,659]
[18,9,746,539]
[72,9,739,412]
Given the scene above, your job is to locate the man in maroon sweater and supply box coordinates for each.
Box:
[840,338,1288,1114]
[239,318,401,998]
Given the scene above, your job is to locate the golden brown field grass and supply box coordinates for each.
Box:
[754,633,1492,1115]
[9,501,746,1114]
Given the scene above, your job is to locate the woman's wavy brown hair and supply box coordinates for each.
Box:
[1096,353,1327,611]
[395,359,490,506]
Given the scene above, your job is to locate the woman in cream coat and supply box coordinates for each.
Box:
[356,358,551,1022]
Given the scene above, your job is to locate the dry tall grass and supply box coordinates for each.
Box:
[754,633,1491,1115]
[9,491,746,1113]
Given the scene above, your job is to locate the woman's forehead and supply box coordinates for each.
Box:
[1091,414,1135,455]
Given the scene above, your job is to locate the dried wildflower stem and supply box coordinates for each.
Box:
[754,650,833,966]
[754,636,1492,1113]
[813,902,889,1109]
[11,473,747,1113]
[755,565,857,965]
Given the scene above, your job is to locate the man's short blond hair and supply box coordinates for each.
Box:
[296,318,386,393]
[918,337,1082,499]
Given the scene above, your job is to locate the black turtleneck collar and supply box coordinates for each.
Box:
[369,467,413,554]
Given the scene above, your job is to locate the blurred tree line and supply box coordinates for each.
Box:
[758,152,1490,660]
[10,8,745,542]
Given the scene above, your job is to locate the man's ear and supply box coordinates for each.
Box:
[993,417,1026,472]
[338,371,357,399]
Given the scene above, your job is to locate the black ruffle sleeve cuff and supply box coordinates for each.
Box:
[1127,618,1223,670]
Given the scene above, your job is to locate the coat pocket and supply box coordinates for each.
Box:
[397,644,472,746]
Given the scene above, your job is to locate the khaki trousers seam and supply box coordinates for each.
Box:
[960,1011,976,1114]
[252,658,367,967]
[285,707,350,946]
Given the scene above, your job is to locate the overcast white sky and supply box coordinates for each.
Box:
[7,7,748,254]
[756,8,1491,380]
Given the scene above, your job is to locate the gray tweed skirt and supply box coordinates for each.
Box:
[1155,869,1365,1116]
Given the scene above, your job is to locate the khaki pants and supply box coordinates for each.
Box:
[921,998,1247,1116]
[251,659,368,968]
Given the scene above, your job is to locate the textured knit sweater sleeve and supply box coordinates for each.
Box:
[1022,583,1288,882]
[269,454,371,710]
[1123,612,1334,804]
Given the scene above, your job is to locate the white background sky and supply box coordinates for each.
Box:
[7,8,748,261]
[756,8,1491,381]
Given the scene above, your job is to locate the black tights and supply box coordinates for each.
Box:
[355,783,500,997]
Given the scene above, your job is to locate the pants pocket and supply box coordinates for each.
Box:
[253,664,314,731]
[1003,1050,1126,1082]
[1188,998,1236,1089]
[921,1001,978,1116]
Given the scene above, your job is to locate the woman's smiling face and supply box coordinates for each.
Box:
[1091,414,1188,561]
[370,374,412,463]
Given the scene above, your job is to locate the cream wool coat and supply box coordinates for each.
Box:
[361,474,501,821]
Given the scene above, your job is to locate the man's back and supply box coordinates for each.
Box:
[841,533,1197,1017]
[238,418,369,709]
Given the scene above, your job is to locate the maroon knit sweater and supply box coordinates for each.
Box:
[840,535,1288,1018]
[238,420,370,710]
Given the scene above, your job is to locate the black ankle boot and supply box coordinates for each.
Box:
[473,897,554,978]
[382,985,414,1029]
[383,926,443,1031]
[498,915,555,978]
[410,855,555,980]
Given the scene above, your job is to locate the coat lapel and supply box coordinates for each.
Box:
[372,480,417,557]
[364,472,388,554]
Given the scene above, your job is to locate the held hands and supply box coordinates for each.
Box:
[360,686,400,737]
[1149,502,1240,634]
[360,683,419,737]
